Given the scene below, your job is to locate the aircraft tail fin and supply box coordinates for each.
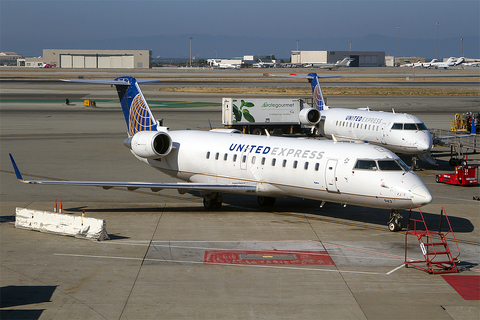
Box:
[113,77,159,136]
[337,57,352,67]
[307,73,326,110]
[61,77,159,136]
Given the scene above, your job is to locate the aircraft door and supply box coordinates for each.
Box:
[325,159,339,192]
[381,123,387,144]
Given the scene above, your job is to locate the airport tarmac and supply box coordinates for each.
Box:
[1,70,479,319]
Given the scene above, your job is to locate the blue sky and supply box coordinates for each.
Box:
[1,0,479,59]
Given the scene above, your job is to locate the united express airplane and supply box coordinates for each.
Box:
[9,77,433,231]
[276,73,435,168]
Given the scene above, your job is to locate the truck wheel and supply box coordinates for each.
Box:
[435,175,439,183]
[252,128,263,135]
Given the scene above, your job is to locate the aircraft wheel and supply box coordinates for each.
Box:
[388,222,397,232]
[258,196,276,206]
[460,159,467,166]
[388,221,402,232]
[252,128,263,135]
[203,198,215,210]
[203,193,222,210]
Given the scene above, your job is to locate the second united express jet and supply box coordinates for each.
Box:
[273,73,436,168]
[10,77,433,231]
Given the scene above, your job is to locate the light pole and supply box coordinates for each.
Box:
[296,39,299,52]
[189,37,193,67]
[436,22,439,60]
[397,26,400,60]
[349,41,352,51]
[461,38,464,57]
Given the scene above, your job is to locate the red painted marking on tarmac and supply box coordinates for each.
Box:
[441,275,480,300]
[204,250,334,266]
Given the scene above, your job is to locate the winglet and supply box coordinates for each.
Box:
[9,154,24,181]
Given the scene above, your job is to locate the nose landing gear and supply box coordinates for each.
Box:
[388,209,403,232]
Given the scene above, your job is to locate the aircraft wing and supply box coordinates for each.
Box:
[9,154,256,194]
[265,74,341,80]
[60,79,160,85]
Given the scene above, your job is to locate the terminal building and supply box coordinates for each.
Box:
[19,49,152,69]
[291,50,385,67]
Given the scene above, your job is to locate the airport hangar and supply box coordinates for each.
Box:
[291,50,386,67]
[40,49,152,69]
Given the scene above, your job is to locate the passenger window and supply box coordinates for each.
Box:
[215,152,219,160]
[206,151,210,159]
[282,159,287,167]
[251,156,256,164]
[272,158,276,166]
[224,153,228,161]
[304,162,309,170]
[293,160,298,169]
[261,157,266,165]
[354,160,378,170]
[315,163,319,171]
[242,155,247,163]
[233,154,237,162]
[391,123,403,130]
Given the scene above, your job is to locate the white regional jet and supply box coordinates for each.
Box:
[9,77,433,231]
[272,73,435,169]
[307,57,354,70]
[430,57,465,69]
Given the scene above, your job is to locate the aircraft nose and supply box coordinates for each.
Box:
[411,185,433,206]
[416,135,433,152]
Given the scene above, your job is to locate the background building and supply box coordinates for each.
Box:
[291,50,385,67]
[41,49,151,69]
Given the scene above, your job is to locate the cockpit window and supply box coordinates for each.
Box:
[391,123,403,130]
[416,122,428,130]
[354,159,411,172]
[377,160,403,170]
[396,158,411,171]
[354,160,378,170]
[404,123,418,130]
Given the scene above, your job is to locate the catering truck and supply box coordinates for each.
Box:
[221,97,321,135]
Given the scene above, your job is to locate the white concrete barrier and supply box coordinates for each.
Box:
[15,207,109,241]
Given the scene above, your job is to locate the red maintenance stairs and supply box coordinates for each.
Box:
[405,205,460,274]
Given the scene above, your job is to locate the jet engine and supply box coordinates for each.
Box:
[124,131,172,159]
[299,108,321,126]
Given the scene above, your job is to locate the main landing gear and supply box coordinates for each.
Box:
[257,196,276,206]
[202,192,222,210]
[388,209,403,232]
[202,194,278,210]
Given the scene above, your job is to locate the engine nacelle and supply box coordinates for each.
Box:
[124,131,172,159]
[299,108,321,126]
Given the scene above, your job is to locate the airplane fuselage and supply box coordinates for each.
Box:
[319,108,433,154]
[139,130,432,210]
